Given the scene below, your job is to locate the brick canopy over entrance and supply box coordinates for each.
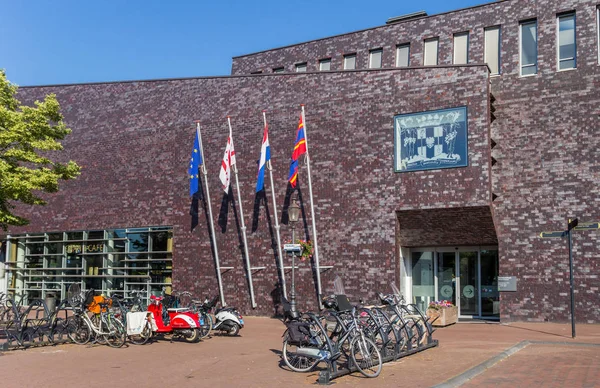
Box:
[397,206,497,247]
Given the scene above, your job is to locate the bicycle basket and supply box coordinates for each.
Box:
[286,321,312,345]
[87,295,111,314]
[67,283,83,309]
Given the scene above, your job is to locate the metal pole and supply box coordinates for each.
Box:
[228,117,256,309]
[263,111,287,298]
[567,228,576,339]
[300,105,323,308]
[196,122,226,307]
[290,224,297,315]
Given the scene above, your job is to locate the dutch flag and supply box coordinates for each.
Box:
[256,123,270,193]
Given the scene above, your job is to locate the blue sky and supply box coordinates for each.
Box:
[1,0,488,86]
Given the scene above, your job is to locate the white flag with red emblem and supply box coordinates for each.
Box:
[219,127,236,193]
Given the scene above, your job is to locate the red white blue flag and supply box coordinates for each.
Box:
[287,115,307,188]
[256,122,271,193]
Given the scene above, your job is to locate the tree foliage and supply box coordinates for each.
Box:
[0,70,81,230]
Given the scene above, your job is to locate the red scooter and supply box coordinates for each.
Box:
[147,295,201,342]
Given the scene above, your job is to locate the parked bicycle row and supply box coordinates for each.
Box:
[280,279,438,383]
[0,285,244,350]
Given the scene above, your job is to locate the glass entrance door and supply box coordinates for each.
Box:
[437,252,456,306]
[410,248,498,319]
[459,251,479,316]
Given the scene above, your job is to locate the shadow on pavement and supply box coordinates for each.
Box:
[500,323,572,339]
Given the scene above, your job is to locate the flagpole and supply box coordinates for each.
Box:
[300,105,323,308]
[263,111,287,299]
[195,121,227,307]
[228,117,257,309]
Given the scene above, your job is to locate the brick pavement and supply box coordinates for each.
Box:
[0,318,599,387]
[462,344,600,388]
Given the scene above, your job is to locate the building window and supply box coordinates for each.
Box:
[453,32,469,65]
[557,13,576,70]
[484,26,501,75]
[520,20,538,76]
[424,38,439,66]
[295,63,307,72]
[343,54,356,70]
[250,70,262,74]
[273,67,284,73]
[369,48,383,68]
[396,44,410,67]
[319,58,331,71]
[5,226,173,304]
[597,7,600,64]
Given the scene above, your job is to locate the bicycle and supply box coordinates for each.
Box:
[66,284,126,348]
[110,292,153,345]
[281,295,382,378]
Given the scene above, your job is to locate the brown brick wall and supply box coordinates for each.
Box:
[15,66,490,315]
[229,0,600,324]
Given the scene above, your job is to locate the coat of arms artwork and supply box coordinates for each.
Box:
[394,106,468,172]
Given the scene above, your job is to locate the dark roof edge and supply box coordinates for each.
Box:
[232,0,509,60]
[20,64,489,89]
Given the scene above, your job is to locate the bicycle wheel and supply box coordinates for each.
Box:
[129,320,152,345]
[198,311,212,339]
[281,332,321,373]
[67,316,91,345]
[350,335,382,378]
[102,317,126,348]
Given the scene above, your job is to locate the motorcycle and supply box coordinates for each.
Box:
[147,295,202,342]
[212,301,244,336]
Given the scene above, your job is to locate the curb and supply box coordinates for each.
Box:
[431,340,531,388]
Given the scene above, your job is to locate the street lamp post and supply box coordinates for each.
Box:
[288,196,301,317]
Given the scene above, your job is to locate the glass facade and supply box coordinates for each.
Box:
[408,248,499,319]
[4,226,173,305]
[411,251,435,312]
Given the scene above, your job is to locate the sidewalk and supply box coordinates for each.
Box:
[0,317,598,387]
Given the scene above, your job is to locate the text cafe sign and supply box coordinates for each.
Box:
[66,243,104,254]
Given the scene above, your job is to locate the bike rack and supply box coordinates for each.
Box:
[1,298,72,351]
[311,302,441,385]
[317,339,439,385]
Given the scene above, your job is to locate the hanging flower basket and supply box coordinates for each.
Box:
[297,239,313,261]
[426,301,458,327]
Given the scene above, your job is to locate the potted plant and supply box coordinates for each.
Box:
[426,300,458,327]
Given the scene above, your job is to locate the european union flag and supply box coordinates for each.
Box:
[188,128,203,197]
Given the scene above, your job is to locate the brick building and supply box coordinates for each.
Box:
[1,0,598,323]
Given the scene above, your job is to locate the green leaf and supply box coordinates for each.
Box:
[0,69,81,231]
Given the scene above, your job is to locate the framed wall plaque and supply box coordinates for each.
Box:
[394,106,468,172]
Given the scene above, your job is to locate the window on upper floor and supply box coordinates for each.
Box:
[369,48,383,68]
[273,67,284,73]
[557,12,576,70]
[424,38,439,66]
[484,26,501,75]
[453,32,469,65]
[295,63,307,72]
[250,71,262,74]
[344,54,356,70]
[319,58,331,71]
[520,20,538,76]
[597,7,600,64]
[396,44,410,67]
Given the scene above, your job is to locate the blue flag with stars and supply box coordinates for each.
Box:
[188,128,202,197]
